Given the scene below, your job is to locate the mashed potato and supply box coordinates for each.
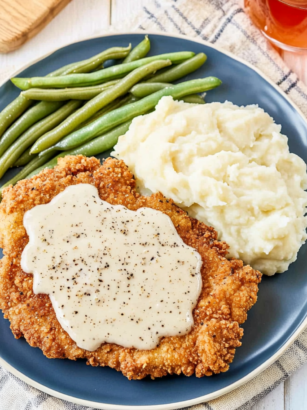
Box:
[113,97,307,275]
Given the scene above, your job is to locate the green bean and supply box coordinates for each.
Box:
[36,95,136,157]
[14,148,36,167]
[48,62,80,77]
[1,46,123,139]
[61,46,131,75]
[74,98,126,131]
[0,101,82,179]
[37,95,138,158]
[76,94,137,130]
[0,49,115,140]
[0,64,72,139]
[0,66,69,139]
[1,121,133,198]
[53,77,221,151]
[0,151,56,199]
[34,121,133,176]
[48,96,127,142]
[0,96,32,140]
[131,82,173,98]
[0,101,65,157]
[67,120,132,156]
[0,63,77,139]
[11,52,195,90]
[21,80,120,101]
[123,36,150,63]
[131,83,206,105]
[23,159,59,179]
[147,53,207,84]
[92,65,104,72]
[30,60,171,154]
[181,94,205,104]
[47,46,131,77]
[35,146,57,158]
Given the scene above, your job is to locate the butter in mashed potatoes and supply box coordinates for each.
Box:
[113,97,307,275]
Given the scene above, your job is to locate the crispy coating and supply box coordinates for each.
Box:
[0,155,261,380]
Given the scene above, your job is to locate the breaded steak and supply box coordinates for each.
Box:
[0,155,261,380]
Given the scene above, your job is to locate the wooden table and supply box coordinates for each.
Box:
[0,1,306,409]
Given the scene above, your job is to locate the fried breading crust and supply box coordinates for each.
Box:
[0,156,261,380]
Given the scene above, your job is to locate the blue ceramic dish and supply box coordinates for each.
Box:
[0,32,307,409]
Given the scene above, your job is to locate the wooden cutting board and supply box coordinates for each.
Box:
[0,0,72,53]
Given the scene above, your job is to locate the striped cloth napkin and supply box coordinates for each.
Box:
[1,0,307,409]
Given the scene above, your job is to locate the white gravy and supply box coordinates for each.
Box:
[21,184,202,351]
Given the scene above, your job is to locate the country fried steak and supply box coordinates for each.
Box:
[0,155,261,380]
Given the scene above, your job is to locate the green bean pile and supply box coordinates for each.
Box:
[0,36,222,198]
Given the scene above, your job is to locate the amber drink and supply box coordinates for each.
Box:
[245,0,307,51]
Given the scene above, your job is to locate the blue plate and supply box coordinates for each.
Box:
[1,33,307,409]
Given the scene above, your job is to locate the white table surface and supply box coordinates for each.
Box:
[0,1,306,409]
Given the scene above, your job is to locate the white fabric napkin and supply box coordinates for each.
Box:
[1,0,307,409]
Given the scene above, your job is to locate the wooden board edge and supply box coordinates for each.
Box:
[0,0,72,53]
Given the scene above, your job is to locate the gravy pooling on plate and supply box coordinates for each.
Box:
[21,183,202,351]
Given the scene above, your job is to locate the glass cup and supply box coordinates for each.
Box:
[244,0,307,52]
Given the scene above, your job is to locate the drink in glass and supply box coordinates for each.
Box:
[244,0,307,52]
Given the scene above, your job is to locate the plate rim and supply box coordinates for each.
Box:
[0,30,307,410]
